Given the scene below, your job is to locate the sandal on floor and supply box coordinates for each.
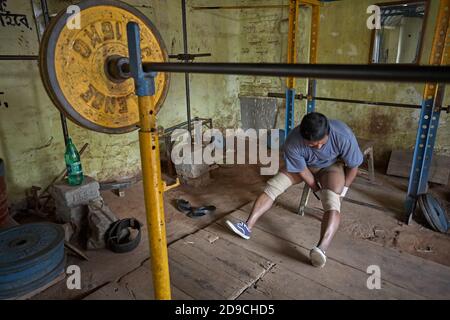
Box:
[176,199,192,214]
[176,199,216,218]
[187,206,216,218]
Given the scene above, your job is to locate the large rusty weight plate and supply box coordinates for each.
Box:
[40,0,170,134]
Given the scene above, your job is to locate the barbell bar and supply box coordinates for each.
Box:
[110,60,450,83]
[267,92,450,112]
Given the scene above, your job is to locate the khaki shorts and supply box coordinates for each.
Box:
[309,161,345,179]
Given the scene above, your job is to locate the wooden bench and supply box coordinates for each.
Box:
[297,138,375,215]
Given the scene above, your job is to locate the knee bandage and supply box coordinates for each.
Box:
[319,189,341,212]
[264,172,293,200]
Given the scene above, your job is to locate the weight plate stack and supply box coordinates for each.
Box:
[0,223,65,299]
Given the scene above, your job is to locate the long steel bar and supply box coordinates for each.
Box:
[0,55,39,60]
[192,5,288,10]
[181,0,192,134]
[137,63,450,83]
[267,92,431,110]
[41,0,70,146]
[191,0,321,10]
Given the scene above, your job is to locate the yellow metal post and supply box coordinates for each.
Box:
[309,5,320,64]
[285,0,300,135]
[423,0,450,109]
[286,0,300,89]
[307,4,320,113]
[137,95,171,300]
[127,21,176,300]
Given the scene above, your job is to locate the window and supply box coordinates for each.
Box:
[370,1,429,64]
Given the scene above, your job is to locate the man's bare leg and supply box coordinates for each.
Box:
[246,170,303,230]
[316,167,345,252]
[246,193,273,230]
[317,210,341,252]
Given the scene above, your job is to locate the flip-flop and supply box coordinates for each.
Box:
[176,199,192,214]
[187,206,216,218]
[176,199,216,218]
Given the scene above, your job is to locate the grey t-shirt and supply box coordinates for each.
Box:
[284,119,363,173]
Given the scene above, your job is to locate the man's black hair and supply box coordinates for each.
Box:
[299,112,330,141]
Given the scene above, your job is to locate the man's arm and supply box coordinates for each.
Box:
[339,135,364,197]
[299,167,320,192]
[344,166,359,188]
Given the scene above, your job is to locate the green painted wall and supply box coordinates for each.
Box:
[0,0,449,202]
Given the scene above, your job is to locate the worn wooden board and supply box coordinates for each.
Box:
[387,150,450,185]
[168,230,273,300]
[84,261,193,300]
[85,227,274,300]
[231,205,450,299]
[238,264,349,300]
[171,229,274,284]
[210,219,424,300]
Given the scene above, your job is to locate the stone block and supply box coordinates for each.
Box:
[50,176,100,208]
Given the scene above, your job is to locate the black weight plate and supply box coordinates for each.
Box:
[418,195,439,231]
[423,194,449,233]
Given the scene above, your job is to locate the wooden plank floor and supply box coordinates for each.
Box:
[85,200,450,300]
[85,229,273,300]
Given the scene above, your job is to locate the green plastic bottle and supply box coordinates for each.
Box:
[64,138,84,186]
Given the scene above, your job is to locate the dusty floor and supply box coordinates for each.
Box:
[22,163,450,299]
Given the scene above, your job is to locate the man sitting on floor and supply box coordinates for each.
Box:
[226,112,363,268]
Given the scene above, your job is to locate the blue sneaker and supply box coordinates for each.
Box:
[225,220,251,240]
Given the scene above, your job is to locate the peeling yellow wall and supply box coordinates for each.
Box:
[0,0,240,201]
[315,0,449,166]
[0,0,449,201]
[238,0,449,166]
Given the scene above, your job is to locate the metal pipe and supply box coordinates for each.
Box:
[138,96,171,300]
[192,5,289,10]
[268,92,422,109]
[313,96,423,109]
[41,0,70,146]
[127,21,171,300]
[0,55,39,60]
[0,159,9,227]
[169,53,211,60]
[41,0,50,25]
[181,0,192,134]
[191,0,320,10]
[138,63,450,83]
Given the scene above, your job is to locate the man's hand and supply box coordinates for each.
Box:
[311,181,321,193]
[299,168,320,192]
